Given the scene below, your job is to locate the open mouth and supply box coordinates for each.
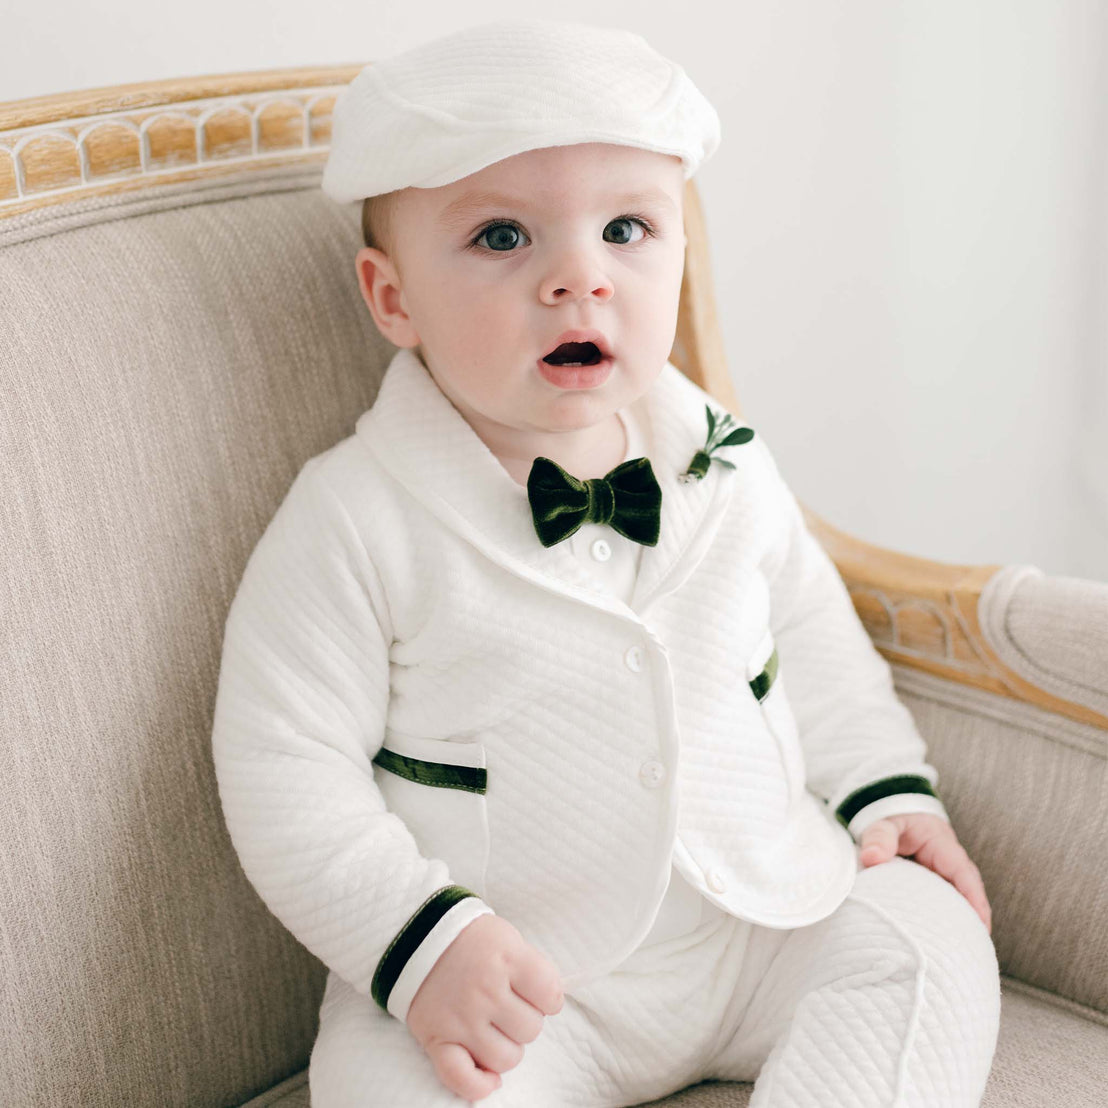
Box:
[542,341,605,367]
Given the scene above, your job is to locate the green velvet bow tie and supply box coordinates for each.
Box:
[526,456,662,548]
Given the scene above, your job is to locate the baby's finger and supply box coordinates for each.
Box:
[858,818,899,866]
[467,1021,526,1075]
[425,1040,502,1102]
[949,859,992,934]
[494,990,547,1045]
[918,838,993,934]
[510,955,564,1016]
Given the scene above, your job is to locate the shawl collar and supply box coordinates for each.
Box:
[355,347,741,621]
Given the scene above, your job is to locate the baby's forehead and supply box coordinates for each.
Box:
[403,144,684,220]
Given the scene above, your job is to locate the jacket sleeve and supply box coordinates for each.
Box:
[756,440,951,841]
[211,455,492,1022]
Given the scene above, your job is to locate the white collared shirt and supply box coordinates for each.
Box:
[567,405,724,949]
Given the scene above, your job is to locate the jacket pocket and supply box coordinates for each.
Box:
[747,630,807,807]
[372,732,490,893]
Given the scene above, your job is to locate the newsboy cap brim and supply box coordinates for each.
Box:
[321,18,721,204]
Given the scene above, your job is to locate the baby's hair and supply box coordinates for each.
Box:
[361,192,400,259]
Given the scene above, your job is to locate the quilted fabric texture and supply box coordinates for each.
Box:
[210,344,952,1013]
[244,972,1108,1108]
[307,857,1000,1106]
[209,342,984,1104]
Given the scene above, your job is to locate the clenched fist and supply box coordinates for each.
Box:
[406,913,565,1102]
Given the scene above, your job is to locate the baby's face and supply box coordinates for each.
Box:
[355,142,687,451]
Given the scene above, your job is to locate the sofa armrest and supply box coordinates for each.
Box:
[801,506,1108,731]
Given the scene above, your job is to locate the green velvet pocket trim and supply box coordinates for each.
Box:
[373,748,487,794]
[371,884,476,1012]
[835,774,939,830]
[749,647,779,702]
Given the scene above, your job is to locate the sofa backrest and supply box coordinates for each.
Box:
[1,166,390,1106]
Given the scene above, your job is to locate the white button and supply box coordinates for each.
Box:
[590,538,612,562]
[624,646,643,672]
[706,868,727,893]
[639,760,666,788]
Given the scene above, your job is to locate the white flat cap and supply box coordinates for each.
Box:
[321,18,721,204]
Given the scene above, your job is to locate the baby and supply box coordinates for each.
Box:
[211,18,1001,1108]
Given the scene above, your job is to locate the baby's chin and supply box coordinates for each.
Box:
[522,407,634,450]
[532,387,633,422]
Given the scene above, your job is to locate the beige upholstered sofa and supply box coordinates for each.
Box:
[2,68,1106,1108]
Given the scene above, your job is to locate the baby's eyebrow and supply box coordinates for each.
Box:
[436,187,677,228]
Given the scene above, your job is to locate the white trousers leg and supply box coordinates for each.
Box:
[308,908,755,1108]
[707,856,1002,1107]
[309,856,1000,1108]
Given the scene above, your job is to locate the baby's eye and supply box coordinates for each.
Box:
[475,222,529,252]
[603,217,650,245]
[470,215,655,253]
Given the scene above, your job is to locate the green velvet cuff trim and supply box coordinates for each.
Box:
[371,885,477,1012]
[373,748,487,794]
[835,774,939,830]
[748,647,779,702]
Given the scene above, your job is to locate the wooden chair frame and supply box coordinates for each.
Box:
[4,64,1102,732]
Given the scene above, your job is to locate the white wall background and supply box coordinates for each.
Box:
[5,0,1106,580]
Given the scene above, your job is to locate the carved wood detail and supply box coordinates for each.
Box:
[800,508,1108,730]
[0,67,362,217]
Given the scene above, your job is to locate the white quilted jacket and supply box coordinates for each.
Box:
[211,347,949,1018]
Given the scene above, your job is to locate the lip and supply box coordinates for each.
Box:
[536,355,614,390]
[541,328,614,361]
[537,328,614,390]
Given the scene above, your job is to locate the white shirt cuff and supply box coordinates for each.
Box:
[386,897,495,1023]
[847,792,951,841]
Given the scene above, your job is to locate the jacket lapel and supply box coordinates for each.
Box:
[355,347,739,621]
[626,370,733,616]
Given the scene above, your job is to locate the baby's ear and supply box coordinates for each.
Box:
[354,246,380,297]
[354,246,420,349]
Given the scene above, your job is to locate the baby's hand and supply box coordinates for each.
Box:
[858,813,992,935]
[405,913,564,1102]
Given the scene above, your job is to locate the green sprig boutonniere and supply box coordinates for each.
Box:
[679,405,755,483]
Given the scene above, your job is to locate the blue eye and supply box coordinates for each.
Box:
[469,214,656,253]
[475,223,527,252]
[603,217,648,245]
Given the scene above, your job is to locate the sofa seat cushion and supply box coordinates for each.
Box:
[239,975,1107,1107]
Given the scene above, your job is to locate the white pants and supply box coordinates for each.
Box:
[309,856,1001,1107]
